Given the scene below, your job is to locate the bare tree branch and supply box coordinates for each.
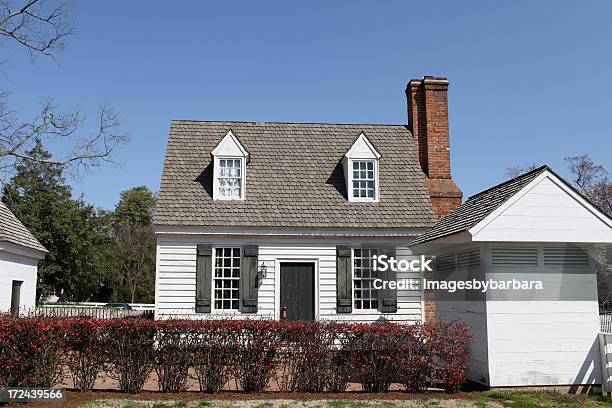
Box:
[565,154,611,216]
[0,99,129,178]
[565,154,612,306]
[0,0,73,58]
[0,1,128,178]
[504,162,539,179]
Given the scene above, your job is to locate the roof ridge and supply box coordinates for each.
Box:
[171,119,409,127]
[467,165,549,201]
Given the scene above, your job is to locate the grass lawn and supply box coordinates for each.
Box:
[73,391,612,408]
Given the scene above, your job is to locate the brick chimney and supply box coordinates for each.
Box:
[406,76,462,220]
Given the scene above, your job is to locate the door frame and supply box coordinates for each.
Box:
[274,258,319,321]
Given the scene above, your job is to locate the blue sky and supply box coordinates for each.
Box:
[4,1,611,210]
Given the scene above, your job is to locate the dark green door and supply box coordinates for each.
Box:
[280,262,315,321]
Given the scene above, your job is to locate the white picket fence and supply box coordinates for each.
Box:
[600,332,612,394]
[35,303,155,319]
[602,314,612,334]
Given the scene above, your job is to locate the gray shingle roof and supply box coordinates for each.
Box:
[410,166,549,246]
[0,200,47,252]
[155,121,435,229]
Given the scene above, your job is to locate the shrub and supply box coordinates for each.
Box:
[0,315,65,387]
[276,321,343,392]
[191,321,232,393]
[106,318,156,394]
[154,320,194,393]
[0,316,471,394]
[62,318,110,391]
[397,324,431,393]
[429,321,471,393]
[229,320,281,393]
[343,323,405,393]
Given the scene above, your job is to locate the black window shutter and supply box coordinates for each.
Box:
[378,246,398,313]
[336,245,352,313]
[241,245,259,313]
[195,244,212,313]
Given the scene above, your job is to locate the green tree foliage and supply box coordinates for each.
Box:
[114,186,156,227]
[108,186,157,303]
[1,141,113,301]
[1,143,157,304]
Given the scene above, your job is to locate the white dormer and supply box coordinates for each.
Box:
[343,132,381,202]
[211,130,249,200]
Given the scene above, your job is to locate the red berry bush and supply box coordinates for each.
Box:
[229,320,281,393]
[0,316,66,387]
[429,321,472,393]
[0,316,470,394]
[154,320,194,393]
[62,318,111,391]
[191,321,233,393]
[106,319,156,394]
[276,321,345,392]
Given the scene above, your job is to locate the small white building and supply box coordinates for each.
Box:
[411,166,612,388]
[0,201,47,315]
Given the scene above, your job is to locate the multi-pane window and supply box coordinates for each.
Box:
[214,248,240,310]
[352,161,375,199]
[353,248,378,310]
[218,159,242,199]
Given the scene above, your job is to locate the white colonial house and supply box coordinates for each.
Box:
[154,76,612,388]
[0,200,47,314]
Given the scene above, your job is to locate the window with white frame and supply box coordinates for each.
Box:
[344,132,380,202]
[218,159,242,199]
[214,247,240,310]
[352,161,376,200]
[353,248,378,310]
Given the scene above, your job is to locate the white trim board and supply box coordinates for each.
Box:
[210,130,250,158]
[0,241,46,260]
[155,226,426,238]
[344,132,381,160]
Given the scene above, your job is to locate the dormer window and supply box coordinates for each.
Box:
[352,160,376,199]
[212,130,249,201]
[343,133,381,202]
[218,158,242,198]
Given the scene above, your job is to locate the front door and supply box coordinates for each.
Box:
[280,262,315,321]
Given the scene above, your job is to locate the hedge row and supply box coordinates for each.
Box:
[0,317,470,394]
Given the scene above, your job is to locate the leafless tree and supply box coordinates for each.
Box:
[0,0,128,178]
[565,154,612,306]
[504,162,539,178]
[0,0,72,57]
[566,154,611,216]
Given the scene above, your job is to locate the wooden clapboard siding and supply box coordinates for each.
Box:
[433,243,490,385]
[484,242,602,387]
[472,176,611,242]
[155,236,423,323]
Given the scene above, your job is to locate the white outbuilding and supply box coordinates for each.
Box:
[0,201,47,315]
[411,165,612,388]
